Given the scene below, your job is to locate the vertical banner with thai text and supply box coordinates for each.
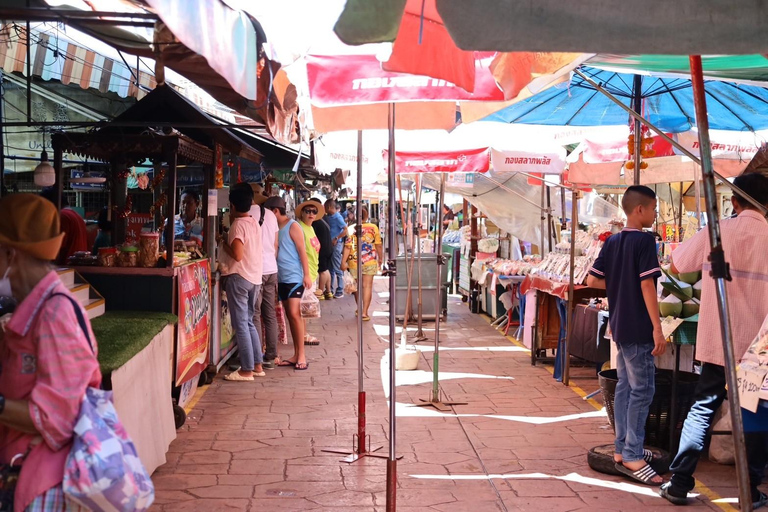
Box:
[176,260,211,386]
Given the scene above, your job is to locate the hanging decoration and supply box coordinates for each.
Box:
[114,194,133,219]
[215,144,225,189]
[625,125,655,170]
[149,192,168,216]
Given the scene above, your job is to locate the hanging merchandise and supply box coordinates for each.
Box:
[215,144,225,189]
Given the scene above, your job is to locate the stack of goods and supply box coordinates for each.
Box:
[658,268,701,320]
[484,255,542,276]
[67,251,97,266]
[442,230,461,245]
[530,225,611,284]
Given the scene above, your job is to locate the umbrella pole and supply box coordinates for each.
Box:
[632,75,643,186]
[414,177,428,341]
[540,183,547,256]
[411,172,467,411]
[690,55,753,512]
[323,130,385,463]
[563,187,578,386]
[385,103,402,512]
[694,173,702,228]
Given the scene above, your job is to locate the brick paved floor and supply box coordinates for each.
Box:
[152,276,751,511]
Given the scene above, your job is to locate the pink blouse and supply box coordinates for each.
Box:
[0,271,101,512]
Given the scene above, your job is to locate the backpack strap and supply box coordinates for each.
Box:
[259,204,265,227]
[50,292,94,355]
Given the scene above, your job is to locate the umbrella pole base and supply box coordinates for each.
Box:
[321,435,402,463]
[409,390,467,412]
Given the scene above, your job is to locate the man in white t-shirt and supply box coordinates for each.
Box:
[219,185,263,381]
[249,184,280,369]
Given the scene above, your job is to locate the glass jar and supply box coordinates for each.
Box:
[117,246,138,267]
[139,233,160,268]
[97,247,117,267]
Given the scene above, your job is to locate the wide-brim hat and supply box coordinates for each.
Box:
[249,183,269,205]
[0,194,64,261]
[296,198,325,221]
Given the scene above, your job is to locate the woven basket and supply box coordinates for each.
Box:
[599,368,699,451]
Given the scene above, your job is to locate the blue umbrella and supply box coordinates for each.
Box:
[483,66,768,133]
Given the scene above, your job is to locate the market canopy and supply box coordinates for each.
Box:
[483,67,768,133]
[333,0,768,55]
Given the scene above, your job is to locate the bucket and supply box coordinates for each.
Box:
[598,368,699,451]
[395,347,420,371]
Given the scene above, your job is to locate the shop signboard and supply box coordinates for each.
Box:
[446,172,475,188]
[176,260,211,386]
[126,213,152,242]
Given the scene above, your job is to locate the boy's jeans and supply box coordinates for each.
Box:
[225,273,263,372]
[614,342,655,462]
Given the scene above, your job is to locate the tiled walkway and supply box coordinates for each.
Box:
[152,277,747,511]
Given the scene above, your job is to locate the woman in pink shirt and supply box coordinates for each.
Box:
[0,194,101,511]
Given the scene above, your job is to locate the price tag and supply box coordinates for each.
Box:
[660,316,685,340]
[736,363,768,413]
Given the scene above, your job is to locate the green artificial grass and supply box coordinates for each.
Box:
[91,311,178,373]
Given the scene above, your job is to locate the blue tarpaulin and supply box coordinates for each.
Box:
[483,67,768,133]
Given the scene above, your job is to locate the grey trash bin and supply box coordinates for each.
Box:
[395,253,448,320]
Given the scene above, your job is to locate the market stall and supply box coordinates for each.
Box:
[50,85,275,427]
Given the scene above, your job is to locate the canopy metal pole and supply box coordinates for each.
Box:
[632,75,643,186]
[694,173,702,228]
[573,68,767,217]
[540,183,546,256]
[690,55,752,512]
[547,186,553,253]
[414,177,428,341]
[411,173,466,411]
[322,130,385,463]
[563,187,578,386]
[385,103,398,512]
[475,173,548,210]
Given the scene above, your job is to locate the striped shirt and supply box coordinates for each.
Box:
[0,271,101,511]
[672,209,768,366]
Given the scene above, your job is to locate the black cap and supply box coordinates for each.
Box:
[264,196,286,210]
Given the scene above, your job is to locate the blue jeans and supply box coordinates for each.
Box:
[614,342,655,462]
[331,241,344,293]
[669,363,768,501]
[225,274,262,371]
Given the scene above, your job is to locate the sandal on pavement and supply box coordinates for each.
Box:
[304,335,320,346]
[614,462,662,486]
[295,361,309,370]
[277,359,295,367]
[659,482,688,505]
[362,315,371,321]
[224,371,255,382]
[614,449,661,465]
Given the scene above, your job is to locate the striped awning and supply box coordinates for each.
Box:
[0,24,156,99]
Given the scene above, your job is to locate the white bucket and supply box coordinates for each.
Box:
[395,347,420,371]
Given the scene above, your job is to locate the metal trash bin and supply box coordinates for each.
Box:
[395,253,448,320]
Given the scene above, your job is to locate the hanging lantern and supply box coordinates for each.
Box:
[33,150,55,187]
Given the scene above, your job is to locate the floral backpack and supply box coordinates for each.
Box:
[54,294,155,511]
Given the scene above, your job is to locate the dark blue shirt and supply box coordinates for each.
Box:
[589,229,661,346]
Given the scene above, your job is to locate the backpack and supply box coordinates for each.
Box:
[54,293,155,512]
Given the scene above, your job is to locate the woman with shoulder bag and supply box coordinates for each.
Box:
[0,194,100,511]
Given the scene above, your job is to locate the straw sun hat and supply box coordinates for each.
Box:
[296,198,325,221]
[249,183,269,205]
[0,194,64,261]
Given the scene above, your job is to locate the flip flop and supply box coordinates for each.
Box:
[295,361,309,370]
[614,448,661,464]
[277,360,296,367]
[224,372,254,382]
[304,335,320,346]
[614,462,662,486]
[362,315,371,321]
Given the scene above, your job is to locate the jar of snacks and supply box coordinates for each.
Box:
[139,233,160,268]
[117,246,138,267]
[97,247,117,267]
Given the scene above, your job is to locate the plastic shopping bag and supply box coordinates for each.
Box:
[343,271,357,295]
[300,287,321,319]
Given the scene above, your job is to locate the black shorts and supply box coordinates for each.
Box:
[278,283,304,302]
[318,253,333,273]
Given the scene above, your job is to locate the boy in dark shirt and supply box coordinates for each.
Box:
[587,185,666,486]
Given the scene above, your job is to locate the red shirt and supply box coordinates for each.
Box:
[58,208,88,264]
